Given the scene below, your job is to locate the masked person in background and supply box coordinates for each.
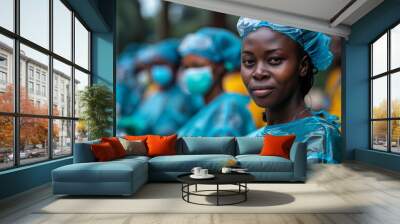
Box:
[119,39,203,135]
[116,44,147,126]
[237,17,341,163]
[177,27,256,137]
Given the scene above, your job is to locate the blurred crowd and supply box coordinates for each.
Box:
[116,27,341,137]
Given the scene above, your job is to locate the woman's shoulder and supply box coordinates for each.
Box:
[308,110,341,130]
[252,110,341,136]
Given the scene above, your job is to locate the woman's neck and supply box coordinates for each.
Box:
[204,83,223,104]
[265,92,311,125]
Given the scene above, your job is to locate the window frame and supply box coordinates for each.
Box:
[370,20,400,154]
[0,0,92,171]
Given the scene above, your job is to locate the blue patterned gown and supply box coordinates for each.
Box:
[249,110,342,163]
[178,93,256,137]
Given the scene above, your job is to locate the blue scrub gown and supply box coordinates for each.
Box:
[249,110,342,164]
[178,93,256,137]
[121,85,203,135]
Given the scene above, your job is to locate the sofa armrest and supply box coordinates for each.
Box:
[73,140,100,163]
[289,142,307,181]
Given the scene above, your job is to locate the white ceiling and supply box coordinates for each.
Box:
[164,0,384,38]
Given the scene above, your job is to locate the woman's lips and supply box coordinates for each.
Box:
[251,88,274,97]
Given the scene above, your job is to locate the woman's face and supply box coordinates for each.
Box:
[241,27,306,109]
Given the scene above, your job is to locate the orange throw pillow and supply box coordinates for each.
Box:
[101,137,127,158]
[146,134,177,157]
[124,135,148,141]
[91,142,117,161]
[260,134,296,159]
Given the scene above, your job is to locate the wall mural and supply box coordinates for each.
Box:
[116,0,342,163]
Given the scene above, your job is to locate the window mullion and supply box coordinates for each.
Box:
[388,30,391,153]
[48,0,54,160]
[71,10,76,155]
[13,0,20,167]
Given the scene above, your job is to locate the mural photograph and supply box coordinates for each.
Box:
[116,0,342,163]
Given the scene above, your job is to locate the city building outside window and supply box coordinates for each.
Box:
[0,0,91,170]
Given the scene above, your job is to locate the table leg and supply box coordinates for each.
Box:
[195,184,197,192]
[187,184,190,202]
[245,183,247,201]
[217,184,219,206]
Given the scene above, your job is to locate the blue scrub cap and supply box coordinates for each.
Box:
[237,17,333,71]
[178,27,241,72]
[136,38,181,65]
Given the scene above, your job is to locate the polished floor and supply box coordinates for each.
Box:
[0,162,400,224]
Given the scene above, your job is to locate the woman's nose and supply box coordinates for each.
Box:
[252,62,270,80]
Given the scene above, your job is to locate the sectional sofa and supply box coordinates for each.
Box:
[52,137,307,196]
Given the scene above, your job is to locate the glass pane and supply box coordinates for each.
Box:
[20,0,49,49]
[391,24,400,70]
[74,17,89,70]
[20,44,49,115]
[74,69,89,118]
[372,121,388,151]
[53,119,72,157]
[0,34,14,112]
[53,0,72,60]
[0,0,14,31]
[372,77,387,119]
[75,120,88,143]
[53,59,72,117]
[372,33,387,76]
[0,116,13,170]
[391,120,400,153]
[20,117,49,165]
[391,72,400,118]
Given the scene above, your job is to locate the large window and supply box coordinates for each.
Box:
[0,0,91,171]
[370,23,400,154]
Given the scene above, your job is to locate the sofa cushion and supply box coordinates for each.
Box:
[91,142,118,161]
[119,138,147,156]
[260,134,296,159]
[236,137,263,155]
[124,135,148,142]
[52,158,147,183]
[149,154,235,172]
[147,134,177,157]
[101,137,127,158]
[178,137,235,155]
[236,155,293,172]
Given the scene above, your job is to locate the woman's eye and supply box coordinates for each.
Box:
[242,59,255,67]
[268,58,282,65]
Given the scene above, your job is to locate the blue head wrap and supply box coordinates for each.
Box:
[136,38,181,65]
[237,17,333,71]
[178,27,241,72]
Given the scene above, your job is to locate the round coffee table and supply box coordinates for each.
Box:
[177,173,255,206]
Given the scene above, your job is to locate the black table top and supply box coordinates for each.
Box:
[177,172,255,185]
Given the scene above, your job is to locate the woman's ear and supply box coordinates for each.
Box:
[299,55,310,78]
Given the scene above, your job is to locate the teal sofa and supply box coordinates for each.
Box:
[52,137,306,196]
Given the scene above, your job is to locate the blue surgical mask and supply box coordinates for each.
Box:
[181,66,213,95]
[151,65,173,87]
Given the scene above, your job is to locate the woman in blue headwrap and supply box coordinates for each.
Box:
[177,27,256,137]
[237,17,341,163]
[119,39,202,135]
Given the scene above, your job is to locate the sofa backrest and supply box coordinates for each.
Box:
[235,137,264,155]
[73,139,100,163]
[177,137,236,155]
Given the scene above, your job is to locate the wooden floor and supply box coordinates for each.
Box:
[1,162,400,224]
